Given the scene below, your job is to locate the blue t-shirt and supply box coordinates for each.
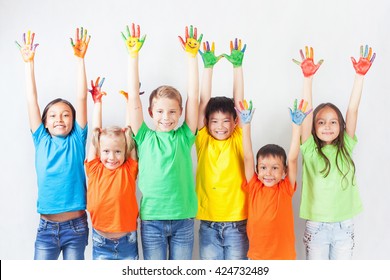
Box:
[32,122,87,214]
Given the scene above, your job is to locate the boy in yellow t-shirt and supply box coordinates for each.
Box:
[195,39,248,260]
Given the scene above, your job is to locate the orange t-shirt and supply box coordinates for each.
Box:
[243,174,296,260]
[86,157,138,233]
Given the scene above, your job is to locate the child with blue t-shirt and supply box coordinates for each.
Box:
[123,23,201,260]
[293,45,375,259]
[17,28,90,260]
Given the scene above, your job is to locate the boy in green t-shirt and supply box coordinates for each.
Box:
[123,23,201,260]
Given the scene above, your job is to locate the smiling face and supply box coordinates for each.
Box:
[99,134,126,170]
[187,38,200,50]
[44,102,74,137]
[314,106,341,144]
[149,97,182,132]
[207,111,237,140]
[257,155,286,187]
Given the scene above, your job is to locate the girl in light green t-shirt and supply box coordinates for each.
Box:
[293,45,375,260]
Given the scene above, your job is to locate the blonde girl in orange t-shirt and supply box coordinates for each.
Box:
[85,77,139,260]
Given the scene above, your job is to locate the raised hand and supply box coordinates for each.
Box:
[236,100,255,124]
[89,77,107,103]
[293,46,323,77]
[223,38,246,68]
[70,27,91,58]
[178,25,203,57]
[198,41,222,68]
[15,30,39,62]
[351,45,376,75]
[289,99,312,125]
[121,23,146,57]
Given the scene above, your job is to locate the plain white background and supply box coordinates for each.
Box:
[0,0,389,260]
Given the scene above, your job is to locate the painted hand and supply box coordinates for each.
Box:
[236,100,255,124]
[223,38,246,68]
[289,99,312,125]
[351,45,376,75]
[198,41,222,68]
[178,25,203,57]
[70,27,91,58]
[121,23,146,57]
[15,30,39,62]
[292,46,323,77]
[89,77,107,103]
[119,83,145,100]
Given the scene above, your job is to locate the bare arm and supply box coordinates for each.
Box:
[233,66,244,126]
[346,45,376,138]
[287,123,301,187]
[185,55,200,134]
[87,101,102,162]
[24,61,42,132]
[17,31,42,132]
[242,122,255,182]
[71,27,91,129]
[301,77,314,143]
[198,68,212,130]
[122,23,146,135]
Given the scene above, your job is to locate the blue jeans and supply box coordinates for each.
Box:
[34,213,89,260]
[92,228,138,260]
[141,219,194,260]
[303,219,355,260]
[199,220,249,260]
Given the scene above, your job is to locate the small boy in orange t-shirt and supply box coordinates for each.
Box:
[238,99,311,260]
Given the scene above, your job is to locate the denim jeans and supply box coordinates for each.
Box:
[34,213,89,260]
[92,228,138,260]
[141,219,194,260]
[303,219,355,260]
[199,220,249,260]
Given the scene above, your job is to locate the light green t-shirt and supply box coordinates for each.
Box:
[134,122,197,220]
[300,134,363,222]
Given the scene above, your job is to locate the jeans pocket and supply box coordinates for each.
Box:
[92,232,105,247]
[303,221,323,245]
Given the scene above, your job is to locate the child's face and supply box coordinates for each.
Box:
[44,102,74,137]
[314,106,340,144]
[149,97,182,132]
[257,155,286,187]
[99,135,126,170]
[207,111,237,140]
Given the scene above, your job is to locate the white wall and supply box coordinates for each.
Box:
[0,0,389,260]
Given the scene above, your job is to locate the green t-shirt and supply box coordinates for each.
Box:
[300,134,363,222]
[134,122,198,220]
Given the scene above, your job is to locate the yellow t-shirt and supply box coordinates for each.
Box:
[195,127,247,221]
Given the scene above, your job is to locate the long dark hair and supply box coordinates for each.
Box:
[312,103,356,188]
[41,98,76,134]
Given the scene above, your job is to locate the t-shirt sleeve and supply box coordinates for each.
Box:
[282,176,296,197]
[133,121,149,145]
[300,134,314,154]
[32,123,47,147]
[123,157,139,179]
[181,122,197,146]
[344,133,357,152]
[242,173,258,192]
[85,157,101,177]
[73,122,88,143]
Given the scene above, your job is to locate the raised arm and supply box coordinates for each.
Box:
[198,41,222,129]
[178,25,202,134]
[346,45,375,138]
[236,100,256,182]
[70,27,91,129]
[288,99,312,186]
[224,38,246,113]
[16,31,41,133]
[292,46,323,143]
[87,77,106,161]
[122,23,146,135]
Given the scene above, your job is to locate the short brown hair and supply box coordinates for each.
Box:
[148,85,182,110]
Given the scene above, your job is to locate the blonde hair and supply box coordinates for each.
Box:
[148,85,183,109]
[92,126,135,160]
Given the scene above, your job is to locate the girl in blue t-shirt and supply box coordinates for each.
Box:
[293,45,375,259]
[16,28,90,260]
